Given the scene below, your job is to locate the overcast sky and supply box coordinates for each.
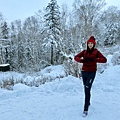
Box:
[0,0,120,23]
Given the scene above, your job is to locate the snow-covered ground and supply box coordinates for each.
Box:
[0,63,120,120]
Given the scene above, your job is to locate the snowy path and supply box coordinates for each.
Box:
[0,66,120,120]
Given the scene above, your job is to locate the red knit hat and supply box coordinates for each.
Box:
[87,36,96,45]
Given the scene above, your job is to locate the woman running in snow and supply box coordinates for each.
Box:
[74,36,107,116]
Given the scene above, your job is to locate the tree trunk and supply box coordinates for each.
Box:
[51,42,54,65]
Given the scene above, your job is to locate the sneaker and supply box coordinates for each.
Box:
[82,111,88,117]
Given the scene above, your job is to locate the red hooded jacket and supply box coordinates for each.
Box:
[74,48,107,72]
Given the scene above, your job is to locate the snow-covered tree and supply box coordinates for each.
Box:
[0,21,9,39]
[100,6,120,46]
[0,17,10,64]
[72,0,106,46]
[9,22,19,71]
[44,0,62,65]
[0,12,4,38]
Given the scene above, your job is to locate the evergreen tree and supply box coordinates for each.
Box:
[0,21,10,64]
[1,21,9,39]
[44,0,61,65]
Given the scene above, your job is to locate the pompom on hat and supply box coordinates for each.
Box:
[87,36,96,45]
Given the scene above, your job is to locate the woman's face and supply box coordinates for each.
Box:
[88,42,94,49]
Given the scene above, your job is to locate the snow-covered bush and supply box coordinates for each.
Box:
[111,51,120,65]
[2,79,14,90]
[101,45,120,66]
[0,72,14,90]
[0,65,67,90]
[23,76,35,87]
[97,63,107,73]
[63,58,83,77]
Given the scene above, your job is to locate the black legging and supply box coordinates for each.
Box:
[81,71,96,111]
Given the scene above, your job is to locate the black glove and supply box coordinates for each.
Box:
[82,57,94,63]
[81,58,89,63]
[89,57,94,62]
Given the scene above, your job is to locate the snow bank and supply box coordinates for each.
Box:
[0,65,67,89]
